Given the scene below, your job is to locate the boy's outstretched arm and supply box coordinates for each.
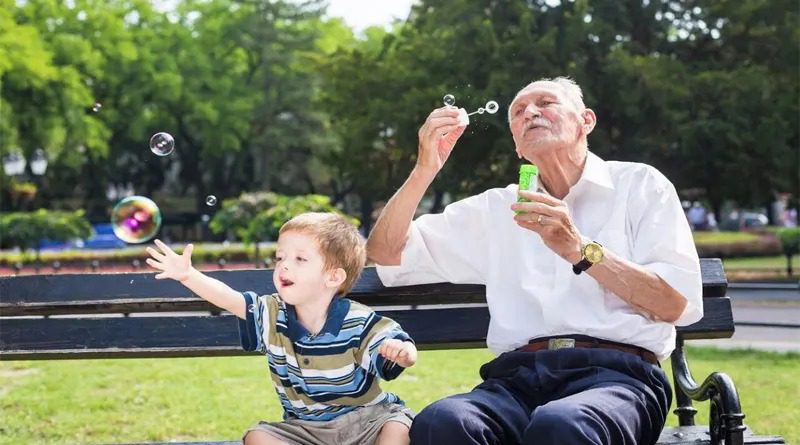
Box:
[146,239,246,319]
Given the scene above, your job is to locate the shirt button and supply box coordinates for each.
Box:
[303,358,310,365]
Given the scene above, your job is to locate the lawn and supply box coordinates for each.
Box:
[722,255,799,269]
[0,347,797,444]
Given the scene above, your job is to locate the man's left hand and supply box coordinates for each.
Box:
[511,190,583,264]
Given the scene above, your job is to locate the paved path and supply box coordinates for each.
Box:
[691,299,800,353]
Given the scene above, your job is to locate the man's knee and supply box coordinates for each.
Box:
[524,404,599,445]
[410,397,475,442]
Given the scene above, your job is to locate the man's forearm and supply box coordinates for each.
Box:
[367,166,437,265]
[181,269,246,319]
[587,249,687,323]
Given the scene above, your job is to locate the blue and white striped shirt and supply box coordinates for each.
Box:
[238,292,412,421]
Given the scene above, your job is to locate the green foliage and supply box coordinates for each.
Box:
[247,194,359,242]
[209,192,280,241]
[777,228,800,255]
[0,0,797,225]
[209,192,359,243]
[0,209,92,255]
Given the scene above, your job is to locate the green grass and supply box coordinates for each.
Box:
[723,255,799,269]
[693,231,762,245]
[0,347,797,444]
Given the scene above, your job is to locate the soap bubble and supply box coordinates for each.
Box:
[92,102,102,113]
[485,101,499,114]
[205,195,217,206]
[111,196,162,244]
[149,132,175,156]
[442,94,456,106]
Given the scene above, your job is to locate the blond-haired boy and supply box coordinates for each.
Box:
[147,212,417,445]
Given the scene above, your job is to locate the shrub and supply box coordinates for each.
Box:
[777,227,800,255]
[0,210,93,259]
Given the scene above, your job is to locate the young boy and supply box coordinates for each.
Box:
[146,212,417,445]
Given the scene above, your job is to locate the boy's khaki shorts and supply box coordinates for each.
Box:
[243,403,415,445]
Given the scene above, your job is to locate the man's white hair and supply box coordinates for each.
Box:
[507,76,586,123]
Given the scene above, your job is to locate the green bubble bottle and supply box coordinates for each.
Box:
[516,164,538,214]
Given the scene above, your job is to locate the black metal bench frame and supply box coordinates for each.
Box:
[0,258,785,444]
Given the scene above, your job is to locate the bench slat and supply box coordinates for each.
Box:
[1,297,732,360]
[0,307,491,360]
[0,268,487,315]
[0,259,726,316]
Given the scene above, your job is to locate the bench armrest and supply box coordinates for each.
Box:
[670,339,746,445]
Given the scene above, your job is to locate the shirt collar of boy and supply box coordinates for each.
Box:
[285,296,350,342]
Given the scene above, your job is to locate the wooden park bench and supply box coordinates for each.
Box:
[0,258,785,445]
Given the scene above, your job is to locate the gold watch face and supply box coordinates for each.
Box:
[583,242,604,264]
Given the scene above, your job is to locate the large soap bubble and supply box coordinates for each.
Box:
[111,196,162,244]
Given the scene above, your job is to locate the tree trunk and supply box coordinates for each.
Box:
[359,195,374,236]
[430,188,445,214]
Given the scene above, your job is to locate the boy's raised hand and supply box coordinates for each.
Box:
[146,239,195,282]
[379,338,418,368]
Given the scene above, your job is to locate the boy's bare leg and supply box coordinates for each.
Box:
[375,421,411,445]
[243,430,291,445]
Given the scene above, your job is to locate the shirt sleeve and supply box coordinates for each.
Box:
[357,313,413,381]
[376,192,492,287]
[237,291,271,353]
[629,168,703,326]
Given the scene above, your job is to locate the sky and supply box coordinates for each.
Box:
[325,0,414,32]
[152,0,415,33]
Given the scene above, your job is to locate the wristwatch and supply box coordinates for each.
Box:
[572,239,604,275]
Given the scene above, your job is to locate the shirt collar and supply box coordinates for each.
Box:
[577,151,615,190]
[285,296,350,342]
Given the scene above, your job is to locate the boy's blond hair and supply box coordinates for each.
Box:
[279,212,366,295]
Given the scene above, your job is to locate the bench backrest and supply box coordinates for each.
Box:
[0,258,732,360]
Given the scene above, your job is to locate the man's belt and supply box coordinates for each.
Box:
[516,335,659,365]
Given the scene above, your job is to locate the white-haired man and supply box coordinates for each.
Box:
[367,77,703,445]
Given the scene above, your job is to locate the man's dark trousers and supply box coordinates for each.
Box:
[409,347,671,445]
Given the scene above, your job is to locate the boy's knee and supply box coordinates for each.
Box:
[376,420,410,445]
[243,430,289,445]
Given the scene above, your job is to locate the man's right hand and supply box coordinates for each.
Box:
[146,239,195,282]
[416,107,466,174]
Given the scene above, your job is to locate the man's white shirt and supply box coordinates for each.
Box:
[376,152,703,359]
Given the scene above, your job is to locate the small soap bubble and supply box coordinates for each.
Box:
[92,102,102,113]
[248,304,255,313]
[205,195,217,206]
[485,101,499,114]
[201,214,210,223]
[149,132,175,156]
[442,94,456,106]
[111,196,162,244]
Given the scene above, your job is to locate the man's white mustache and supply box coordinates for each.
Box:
[525,118,551,130]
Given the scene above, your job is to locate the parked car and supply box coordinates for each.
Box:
[38,223,126,251]
[719,211,769,231]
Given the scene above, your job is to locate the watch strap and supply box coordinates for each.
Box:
[572,258,592,275]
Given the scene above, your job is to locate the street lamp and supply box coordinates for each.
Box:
[2,152,27,176]
[30,149,48,176]
[1,149,48,177]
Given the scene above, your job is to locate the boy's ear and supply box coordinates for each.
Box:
[326,267,347,290]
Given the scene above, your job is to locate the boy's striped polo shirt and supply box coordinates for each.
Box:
[238,292,413,421]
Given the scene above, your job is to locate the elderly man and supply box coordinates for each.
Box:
[366,77,703,445]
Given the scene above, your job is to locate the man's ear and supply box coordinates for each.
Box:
[326,267,347,290]
[581,108,597,135]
